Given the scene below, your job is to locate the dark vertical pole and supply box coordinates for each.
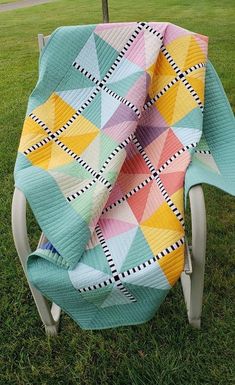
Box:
[102,0,109,23]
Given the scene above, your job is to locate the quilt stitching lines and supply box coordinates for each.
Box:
[25,113,113,191]
[23,22,147,157]
[66,133,134,201]
[102,142,196,214]
[78,237,184,293]
[133,135,185,228]
[73,63,141,118]
[143,63,205,110]
[160,46,204,111]
[94,224,137,302]
[24,87,101,155]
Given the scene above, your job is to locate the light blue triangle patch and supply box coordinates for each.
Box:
[83,92,101,128]
[101,90,121,128]
[108,58,144,83]
[57,87,96,110]
[75,33,100,80]
[107,72,142,97]
[174,107,203,129]
[122,262,171,290]
[68,262,111,290]
[172,127,202,146]
[106,227,138,271]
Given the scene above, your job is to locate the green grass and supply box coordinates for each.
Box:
[0,0,22,5]
[0,1,234,384]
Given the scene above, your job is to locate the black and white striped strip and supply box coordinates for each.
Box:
[195,149,211,154]
[184,62,205,74]
[99,133,134,174]
[160,45,182,75]
[157,142,197,173]
[120,237,185,277]
[24,114,53,155]
[67,180,97,202]
[52,138,112,190]
[66,134,134,202]
[143,77,179,109]
[102,174,153,214]
[29,113,51,134]
[72,63,100,85]
[160,45,205,111]
[95,225,137,302]
[154,171,185,227]
[133,135,185,227]
[24,87,101,155]
[142,23,164,40]
[102,23,146,84]
[181,77,204,111]
[72,63,141,118]
[103,86,141,118]
[78,237,184,293]
[78,277,114,293]
[103,142,196,213]
[143,63,205,110]
[23,136,51,155]
[95,225,119,276]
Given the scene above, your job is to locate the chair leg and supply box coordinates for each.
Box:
[12,187,61,336]
[181,184,207,328]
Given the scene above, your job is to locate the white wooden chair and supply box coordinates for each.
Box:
[11,32,206,336]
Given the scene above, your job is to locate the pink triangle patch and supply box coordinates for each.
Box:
[158,128,183,168]
[160,171,184,196]
[99,218,137,239]
[125,30,146,69]
[127,181,153,222]
[144,129,169,169]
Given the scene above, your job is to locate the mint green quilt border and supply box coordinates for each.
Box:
[185,60,235,199]
[14,152,90,269]
[27,254,169,330]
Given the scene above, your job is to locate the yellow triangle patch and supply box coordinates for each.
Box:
[141,200,183,232]
[19,118,46,153]
[140,226,184,255]
[60,131,99,156]
[158,244,184,286]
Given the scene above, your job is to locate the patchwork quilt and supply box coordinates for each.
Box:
[14,22,235,329]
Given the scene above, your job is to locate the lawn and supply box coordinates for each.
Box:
[0,0,234,384]
[0,0,18,4]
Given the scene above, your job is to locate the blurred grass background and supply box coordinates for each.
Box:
[0,0,234,384]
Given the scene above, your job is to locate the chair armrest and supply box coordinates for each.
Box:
[12,187,31,272]
[189,184,207,262]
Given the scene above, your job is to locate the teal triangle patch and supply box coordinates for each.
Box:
[94,33,119,79]
[174,107,202,129]
[80,284,114,307]
[107,72,143,97]
[120,227,153,272]
[57,69,96,91]
[80,244,111,274]
[82,92,101,128]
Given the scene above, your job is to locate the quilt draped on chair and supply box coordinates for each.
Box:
[14,22,234,329]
